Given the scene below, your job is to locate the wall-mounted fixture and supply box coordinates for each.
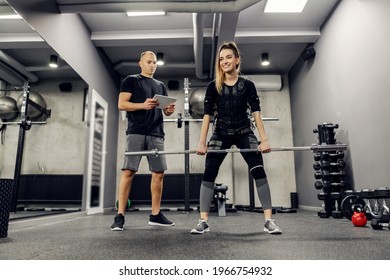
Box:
[49,55,58,68]
[157,52,164,66]
[261,53,270,66]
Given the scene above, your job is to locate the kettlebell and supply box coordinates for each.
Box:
[351,211,367,227]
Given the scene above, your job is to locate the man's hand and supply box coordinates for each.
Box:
[144,98,158,110]
[164,103,175,116]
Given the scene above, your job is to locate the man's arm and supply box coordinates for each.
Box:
[118,91,158,111]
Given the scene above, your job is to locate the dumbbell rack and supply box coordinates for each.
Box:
[313,123,348,218]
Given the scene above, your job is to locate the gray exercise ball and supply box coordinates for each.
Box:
[189,87,206,118]
[0,96,19,120]
[16,91,47,119]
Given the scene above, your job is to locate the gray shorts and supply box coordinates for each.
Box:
[122,134,167,172]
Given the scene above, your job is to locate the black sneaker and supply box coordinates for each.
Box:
[111,213,125,231]
[148,212,175,226]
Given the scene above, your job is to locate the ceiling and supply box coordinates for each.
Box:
[0,0,340,85]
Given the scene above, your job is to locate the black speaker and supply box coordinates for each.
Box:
[301,46,316,61]
[59,82,72,92]
[168,80,179,90]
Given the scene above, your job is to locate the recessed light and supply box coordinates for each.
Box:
[126,11,166,17]
[264,0,308,13]
[0,14,22,19]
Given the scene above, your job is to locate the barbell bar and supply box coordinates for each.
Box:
[125,143,347,157]
[163,117,279,123]
[0,121,47,125]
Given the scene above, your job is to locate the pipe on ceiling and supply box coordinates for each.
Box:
[0,51,38,84]
[193,13,208,80]
[209,12,220,79]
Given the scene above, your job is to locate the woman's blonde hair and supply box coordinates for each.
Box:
[214,41,241,94]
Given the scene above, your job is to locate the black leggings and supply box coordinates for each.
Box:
[203,132,267,182]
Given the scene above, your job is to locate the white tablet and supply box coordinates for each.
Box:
[153,94,177,109]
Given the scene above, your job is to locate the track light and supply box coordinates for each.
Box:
[126,11,166,17]
[157,52,164,66]
[49,55,58,68]
[261,53,270,66]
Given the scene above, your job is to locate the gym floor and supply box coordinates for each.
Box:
[1,208,390,260]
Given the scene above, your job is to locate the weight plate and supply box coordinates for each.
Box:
[340,195,366,220]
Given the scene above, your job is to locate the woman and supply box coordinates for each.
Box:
[191,41,282,235]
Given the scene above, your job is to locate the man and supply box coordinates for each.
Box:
[111,51,175,231]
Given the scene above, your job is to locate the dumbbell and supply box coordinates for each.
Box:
[318,203,330,218]
[323,180,348,189]
[313,152,330,162]
[321,160,346,170]
[330,192,343,218]
[314,180,334,191]
[313,160,346,171]
[317,192,326,200]
[314,170,346,180]
[313,162,321,171]
[370,218,390,230]
[314,180,323,190]
[317,192,333,218]
[329,151,344,160]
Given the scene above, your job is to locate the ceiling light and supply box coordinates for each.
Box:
[49,55,58,68]
[126,11,166,17]
[261,53,270,66]
[264,0,308,13]
[0,6,22,19]
[157,52,164,66]
[0,14,22,19]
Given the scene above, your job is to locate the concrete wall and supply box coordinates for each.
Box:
[289,0,390,208]
[116,76,296,208]
[0,79,87,177]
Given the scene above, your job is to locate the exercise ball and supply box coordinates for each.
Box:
[0,96,19,120]
[189,88,206,118]
[16,91,47,119]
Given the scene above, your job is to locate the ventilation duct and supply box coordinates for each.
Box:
[0,50,38,85]
[245,75,282,91]
[58,0,262,13]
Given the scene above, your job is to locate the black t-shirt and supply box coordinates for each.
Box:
[120,74,167,137]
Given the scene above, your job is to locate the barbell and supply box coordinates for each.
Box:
[125,143,347,157]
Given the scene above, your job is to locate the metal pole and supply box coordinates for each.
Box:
[183,78,191,213]
[11,81,30,212]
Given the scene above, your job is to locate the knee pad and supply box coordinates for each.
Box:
[250,165,266,180]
